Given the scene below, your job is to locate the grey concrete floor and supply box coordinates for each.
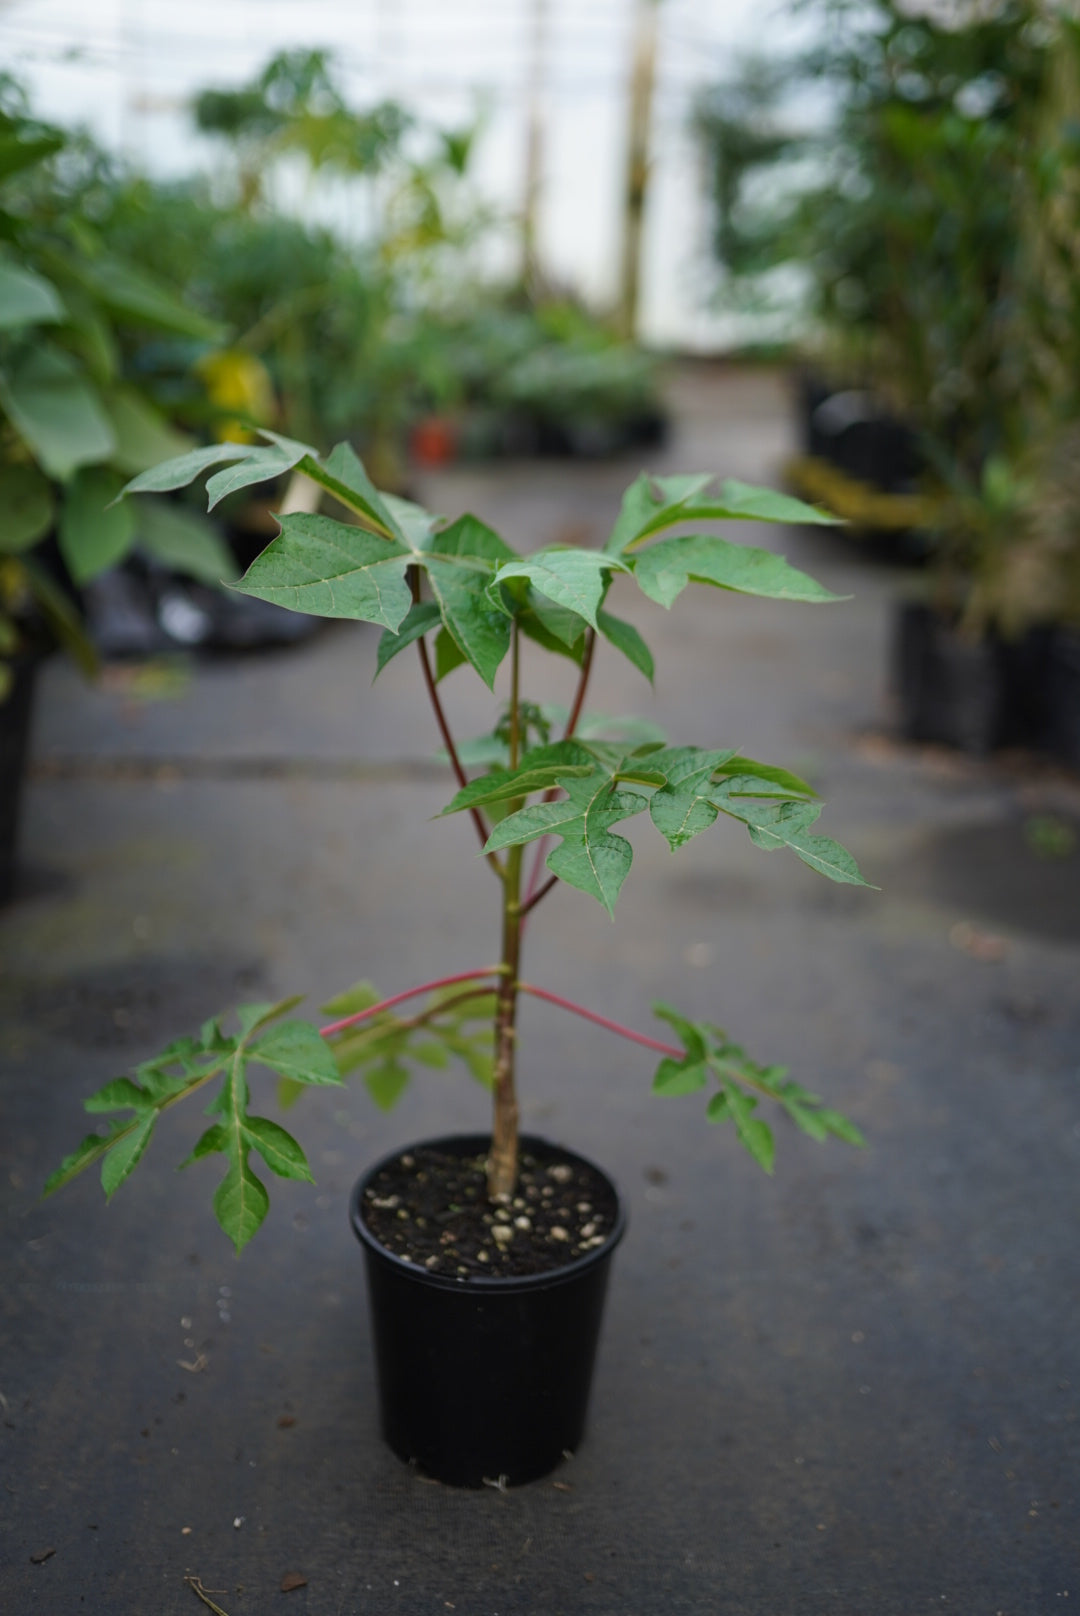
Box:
[2,365,1079,1615]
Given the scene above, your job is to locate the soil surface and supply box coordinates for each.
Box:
[359,1146,620,1278]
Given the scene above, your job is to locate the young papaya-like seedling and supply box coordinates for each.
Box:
[49,430,872,1250]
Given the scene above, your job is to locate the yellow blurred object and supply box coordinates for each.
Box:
[785,455,938,532]
[195,349,277,443]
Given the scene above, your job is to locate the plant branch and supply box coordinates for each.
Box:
[413,589,503,875]
[327,985,497,1049]
[319,967,507,1039]
[516,981,683,1058]
[564,626,596,740]
[518,874,559,918]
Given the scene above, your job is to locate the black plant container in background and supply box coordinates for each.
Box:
[350,1134,626,1487]
[0,649,42,905]
[1044,627,1080,770]
[893,601,1008,754]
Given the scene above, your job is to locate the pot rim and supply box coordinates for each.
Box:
[349,1132,627,1296]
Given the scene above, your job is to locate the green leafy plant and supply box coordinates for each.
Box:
[0,87,234,694]
[48,429,872,1248]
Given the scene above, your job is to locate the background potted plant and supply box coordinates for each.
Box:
[695,0,1080,757]
[45,427,872,1485]
[0,88,235,901]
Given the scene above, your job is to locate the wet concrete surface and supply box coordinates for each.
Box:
[2,364,1079,1614]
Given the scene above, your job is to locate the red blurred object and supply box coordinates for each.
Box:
[410,414,457,467]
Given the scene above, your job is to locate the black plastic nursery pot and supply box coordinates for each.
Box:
[0,649,41,905]
[350,1133,626,1488]
[893,600,1008,754]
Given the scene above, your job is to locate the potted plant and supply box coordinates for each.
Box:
[45,429,872,1485]
[0,94,236,899]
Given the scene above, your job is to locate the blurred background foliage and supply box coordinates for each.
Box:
[695,0,1080,635]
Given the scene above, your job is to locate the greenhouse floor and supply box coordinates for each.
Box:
[3,363,1078,1615]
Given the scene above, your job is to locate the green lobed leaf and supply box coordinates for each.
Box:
[716,795,873,887]
[0,343,114,480]
[525,586,588,651]
[706,1091,731,1125]
[83,1076,153,1115]
[434,625,468,682]
[646,747,738,850]
[248,1019,343,1087]
[178,1123,228,1168]
[314,441,404,539]
[365,1058,410,1110]
[321,980,381,1018]
[42,1122,130,1197]
[492,548,628,633]
[101,1113,156,1200]
[0,462,54,552]
[651,1000,709,1059]
[439,742,594,817]
[213,1152,270,1253]
[631,533,846,610]
[710,478,842,526]
[58,466,135,585]
[715,756,816,798]
[375,600,441,678]
[596,608,654,682]
[205,441,310,510]
[652,1058,708,1097]
[242,1116,314,1182]
[235,998,301,1038]
[603,471,714,555]
[117,442,249,500]
[486,767,649,916]
[233,512,412,629]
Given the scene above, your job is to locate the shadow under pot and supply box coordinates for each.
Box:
[893,601,1008,754]
[350,1134,626,1488]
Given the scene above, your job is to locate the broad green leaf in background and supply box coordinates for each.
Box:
[233,512,412,629]
[0,462,53,552]
[492,548,628,632]
[0,130,64,183]
[631,533,846,609]
[73,256,226,342]
[0,343,114,479]
[58,466,134,584]
[102,386,191,476]
[0,258,64,330]
[134,498,237,586]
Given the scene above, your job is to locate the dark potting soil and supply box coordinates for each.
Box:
[359,1146,619,1279]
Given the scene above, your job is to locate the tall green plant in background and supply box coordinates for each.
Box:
[696,0,1080,632]
[0,82,234,692]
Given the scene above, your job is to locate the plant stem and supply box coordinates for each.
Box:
[516,981,683,1058]
[488,622,524,1200]
[319,967,506,1039]
[521,626,598,921]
